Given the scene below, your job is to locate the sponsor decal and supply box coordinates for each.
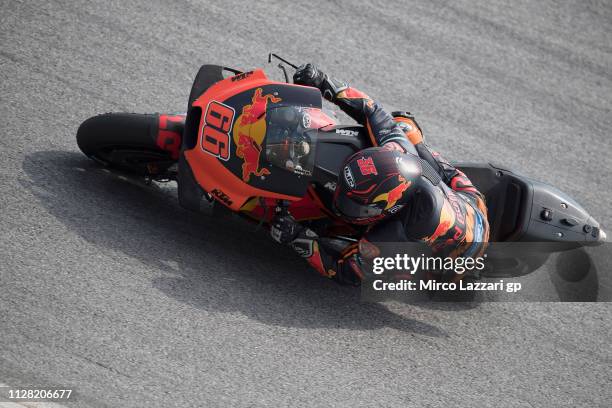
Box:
[231,71,254,82]
[305,229,318,238]
[156,114,185,160]
[293,166,312,176]
[357,156,378,176]
[335,128,359,137]
[232,88,282,182]
[324,181,337,192]
[388,204,403,214]
[344,165,355,188]
[373,175,411,210]
[210,188,233,207]
[302,112,311,128]
[446,190,466,224]
[423,200,456,246]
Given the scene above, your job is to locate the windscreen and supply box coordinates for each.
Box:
[264,106,318,178]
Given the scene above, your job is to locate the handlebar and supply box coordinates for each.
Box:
[268,53,299,84]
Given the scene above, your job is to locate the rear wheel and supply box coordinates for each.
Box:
[77,113,182,176]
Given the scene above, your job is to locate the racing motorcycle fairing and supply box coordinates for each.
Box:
[184,69,336,211]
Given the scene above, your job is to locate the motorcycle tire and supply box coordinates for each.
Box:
[77,112,175,175]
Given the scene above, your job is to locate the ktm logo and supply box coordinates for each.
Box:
[211,188,233,206]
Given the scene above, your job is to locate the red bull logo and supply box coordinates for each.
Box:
[232,88,282,182]
[424,200,456,245]
[372,175,411,210]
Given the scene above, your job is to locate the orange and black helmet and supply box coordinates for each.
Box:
[333,147,422,224]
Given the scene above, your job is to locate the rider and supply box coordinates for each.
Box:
[270,63,489,284]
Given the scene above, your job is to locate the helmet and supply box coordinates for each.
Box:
[333,147,422,224]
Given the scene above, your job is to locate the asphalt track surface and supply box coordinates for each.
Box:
[1,1,611,407]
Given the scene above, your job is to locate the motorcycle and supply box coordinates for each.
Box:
[76,55,606,279]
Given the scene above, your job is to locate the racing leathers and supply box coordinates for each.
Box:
[270,64,489,285]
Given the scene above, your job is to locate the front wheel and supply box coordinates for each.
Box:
[76,112,184,175]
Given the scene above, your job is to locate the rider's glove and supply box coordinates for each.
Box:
[293,63,326,89]
[270,213,304,244]
[294,63,348,101]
